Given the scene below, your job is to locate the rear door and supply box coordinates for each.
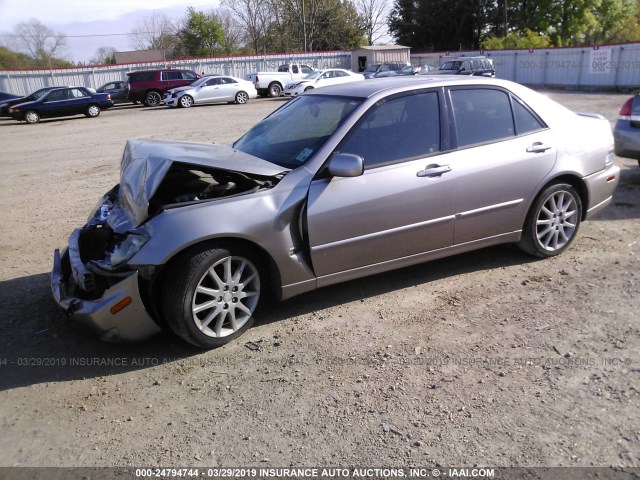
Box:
[67,88,91,114]
[306,90,456,278]
[444,87,557,244]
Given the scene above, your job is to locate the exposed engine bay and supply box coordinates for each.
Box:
[148,162,279,216]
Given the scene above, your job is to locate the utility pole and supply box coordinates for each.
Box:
[302,0,307,52]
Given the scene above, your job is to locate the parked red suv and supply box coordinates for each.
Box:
[125,69,199,106]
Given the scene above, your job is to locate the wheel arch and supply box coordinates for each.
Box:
[148,236,283,316]
[528,173,589,223]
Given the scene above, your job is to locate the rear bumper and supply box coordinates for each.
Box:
[51,246,161,342]
[583,163,620,220]
[613,120,640,160]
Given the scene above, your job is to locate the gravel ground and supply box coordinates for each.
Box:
[0,89,638,469]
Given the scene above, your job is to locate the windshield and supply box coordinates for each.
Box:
[189,76,213,87]
[304,71,322,79]
[363,64,381,73]
[26,88,52,101]
[233,95,362,169]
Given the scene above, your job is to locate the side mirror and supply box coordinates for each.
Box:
[328,153,364,178]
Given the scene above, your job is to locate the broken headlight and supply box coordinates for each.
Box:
[93,233,148,271]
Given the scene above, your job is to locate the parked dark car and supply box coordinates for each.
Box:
[0,91,20,103]
[362,63,409,79]
[437,56,496,77]
[97,81,128,103]
[373,65,419,78]
[125,69,199,107]
[0,87,59,117]
[9,86,114,124]
[613,94,640,166]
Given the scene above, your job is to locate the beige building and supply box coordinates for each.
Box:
[351,45,411,72]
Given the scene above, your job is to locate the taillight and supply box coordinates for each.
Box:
[619,97,633,119]
[107,94,112,100]
[254,75,259,84]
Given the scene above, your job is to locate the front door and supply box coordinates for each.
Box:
[306,91,456,278]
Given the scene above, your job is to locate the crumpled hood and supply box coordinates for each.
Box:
[167,86,192,95]
[112,139,287,229]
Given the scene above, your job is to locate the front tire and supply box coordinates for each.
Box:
[518,183,582,258]
[24,110,40,124]
[179,95,193,108]
[85,104,101,117]
[162,247,263,348]
[144,91,162,107]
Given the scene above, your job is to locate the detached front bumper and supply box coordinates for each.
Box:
[51,239,162,342]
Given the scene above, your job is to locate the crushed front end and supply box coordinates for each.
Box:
[51,185,162,342]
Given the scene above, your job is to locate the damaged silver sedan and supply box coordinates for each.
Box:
[52,77,620,348]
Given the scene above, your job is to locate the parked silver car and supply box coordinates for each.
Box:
[163,75,257,108]
[52,77,619,348]
[613,93,640,165]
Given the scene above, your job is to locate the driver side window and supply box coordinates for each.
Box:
[339,92,441,169]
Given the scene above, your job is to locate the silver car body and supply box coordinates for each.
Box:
[284,69,365,97]
[52,77,619,342]
[613,94,640,163]
[164,75,257,107]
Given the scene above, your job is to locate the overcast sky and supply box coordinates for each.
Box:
[0,0,222,63]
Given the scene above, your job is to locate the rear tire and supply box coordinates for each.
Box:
[268,82,282,97]
[235,91,249,104]
[144,91,162,107]
[518,183,582,258]
[162,247,263,349]
[85,104,101,118]
[24,110,40,124]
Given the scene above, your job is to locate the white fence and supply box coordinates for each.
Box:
[0,52,352,96]
[412,42,640,90]
[1,43,639,95]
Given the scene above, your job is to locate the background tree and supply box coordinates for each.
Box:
[221,0,273,53]
[129,13,179,51]
[388,0,487,51]
[89,46,116,65]
[0,45,41,69]
[216,8,245,54]
[178,7,224,57]
[12,19,66,68]
[354,0,389,45]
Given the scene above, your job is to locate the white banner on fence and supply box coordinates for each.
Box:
[590,48,612,74]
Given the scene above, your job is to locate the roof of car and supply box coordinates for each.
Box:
[305,75,509,99]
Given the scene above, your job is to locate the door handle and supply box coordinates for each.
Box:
[417,164,452,178]
[526,142,552,153]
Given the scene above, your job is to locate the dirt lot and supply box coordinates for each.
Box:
[0,90,638,470]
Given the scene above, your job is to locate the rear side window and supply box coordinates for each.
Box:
[512,99,545,134]
[162,71,183,80]
[339,92,441,168]
[451,89,514,147]
[130,72,155,82]
[451,89,546,147]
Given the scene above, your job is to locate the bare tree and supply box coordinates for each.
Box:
[221,0,273,53]
[216,7,244,54]
[89,46,116,65]
[354,0,389,45]
[13,19,66,67]
[129,12,179,51]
